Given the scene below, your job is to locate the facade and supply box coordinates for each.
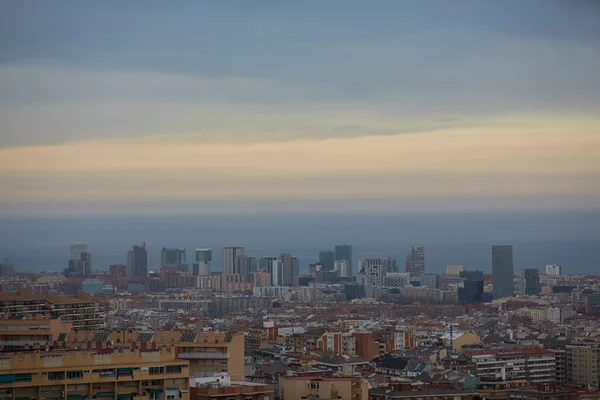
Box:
[66,243,92,278]
[422,273,440,289]
[319,251,335,271]
[279,376,368,400]
[334,245,353,274]
[271,260,283,287]
[0,290,105,329]
[221,247,244,275]
[130,243,148,278]
[545,264,563,276]
[471,348,556,384]
[446,265,463,276]
[334,260,351,278]
[492,245,514,299]
[0,345,190,400]
[191,374,274,400]
[194,249,212,276]
[524,268,540,296]
[160,248,186,267]
[459,270,484,304]
[405,246,425,277]
[278,253,293,286]
[357,259,394,298]
[566,340,600,387]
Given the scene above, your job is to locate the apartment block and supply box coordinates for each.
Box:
[0,314,74,352]
[0,345,190,400]
[190,374,274,400]
[471,348,556,384]
[566,340,600,388]
[279,376,368,400]
[0,290,105,330]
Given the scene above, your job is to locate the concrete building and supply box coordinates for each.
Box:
[160,247,186,267]
[278,253,293,286]
[190,374,274,400]
[279,376,368,400]
[0,290,105,329]
[0,345,191,400]
[446,265,463,276]
[334,245,353,274]
[334,260,351,278]
[546,264,563,276]
[357,259,395,298]
[566,340,600,388]
[271,260,283,286]
[422,273,440,289]
[66,242,92,277]
[383,272,411,288]
[471,347,556,384]
[194,249,212,276]
[221,247,244,275]
[492,245,514,299]
[130,243,148,278]
[405,245,425,277]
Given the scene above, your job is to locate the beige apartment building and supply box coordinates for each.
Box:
[0,345,190,400]
[566,339,600,388]
[278,376,368,400]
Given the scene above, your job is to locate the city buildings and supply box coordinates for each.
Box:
[191,374,274,400]
[318,251,335,271]
[471,348,556,384]
[334,259,351,278]
[446,265,464,276]
[406,245,425,277]
[278,253,293,286]
[524,268,540,296]
[422,273,440,289]
[222,247,244,275]
[279,376,368,400]
[546,264,564,276]
[334,244,353,275]
[458,270,484,304]
[130,242,148,277]
[65,242,92,277]
[194,248,212,276]
[492,245,514,299]
[161,247,186,267]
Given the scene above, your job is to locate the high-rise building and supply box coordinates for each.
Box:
[291,257,300,282]
[222,246,244,275]
[458,270,484,304]
[271,259,284,286]
[334,260,351,278]
[130,242,148,277]
[319,251,335,271]
[357,259,394,298]
[546,264,563,276]
[492,245,514,299]
[65,242,92,277]
[422,273,440,289]
[446,265,463,276]
[524,268,540,296]
[278,253,293,286]
[160,247,186,267]
[405,245,425,277]
[234,254,250,282]
[248,257,258,272]
[334,244,353,275]
[194,248,212,275]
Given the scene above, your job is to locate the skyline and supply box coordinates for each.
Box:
[1,1,600,216]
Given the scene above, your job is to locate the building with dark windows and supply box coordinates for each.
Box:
[334,244,353,274]
[319,250,335,271]
[458,270,484,305]
[222,246,244,275]
[524,268,540,296]
[130,242,148,277]
[492,245,514,299]
[406,245,425,277]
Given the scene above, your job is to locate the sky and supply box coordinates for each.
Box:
[1,0,599,217]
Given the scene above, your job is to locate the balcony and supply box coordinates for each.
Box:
[178,352,230,359]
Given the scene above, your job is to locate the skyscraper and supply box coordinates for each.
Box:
[492,245,514,299]
[405,246,425,277]
[160,247,186,267]
[318,251,335,271]
[222,247,244,275]
[130,242,148,277]
[66,242,92,277]
[334,244,353,275]
[271,260,284,286]
[234,254,250,282]
[422,273,440,289]
[291,257,300,283]
[524,268,540,296]
[194,248,212,275]
[546,264,563,276]
[278,253,293,286]
[458,270,484,304]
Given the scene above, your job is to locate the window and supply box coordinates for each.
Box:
[309,382,319,390]
[48,371,65,380]
[166,365,182,374]
[149,367,165,375]
[67,370,84,380]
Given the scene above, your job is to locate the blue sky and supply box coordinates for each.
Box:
[0,0,599,216]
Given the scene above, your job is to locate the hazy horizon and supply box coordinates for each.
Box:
[1,1,600,217]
